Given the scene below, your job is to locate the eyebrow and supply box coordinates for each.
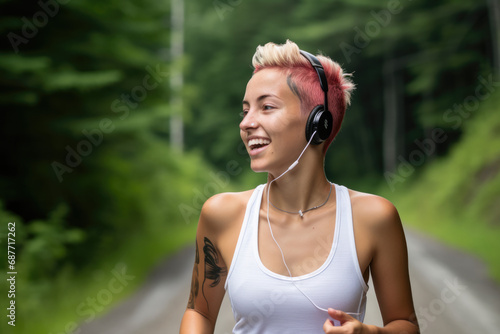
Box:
[242,94,280,106]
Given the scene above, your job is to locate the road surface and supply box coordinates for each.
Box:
[77,228,500,333]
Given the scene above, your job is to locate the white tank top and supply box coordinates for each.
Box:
[225,183,368,333]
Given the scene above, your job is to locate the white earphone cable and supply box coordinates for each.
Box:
[265,130,362,316]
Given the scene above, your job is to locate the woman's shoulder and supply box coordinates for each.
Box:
[200,186,261,233]
[347,187,401,230]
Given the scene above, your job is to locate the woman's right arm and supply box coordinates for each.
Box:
[179,195,231,333]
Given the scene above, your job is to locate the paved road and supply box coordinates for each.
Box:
[77,228,500,334]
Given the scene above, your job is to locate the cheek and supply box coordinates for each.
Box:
[268,111,297,133]
[283,118,306,140]
[267,116,305,148]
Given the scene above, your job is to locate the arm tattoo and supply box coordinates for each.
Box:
[202,237,227,310]
[187,239,200,309]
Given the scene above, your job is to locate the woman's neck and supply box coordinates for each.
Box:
[266,152,332,213]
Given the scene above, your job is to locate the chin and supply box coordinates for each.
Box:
[250,158,286,175]
[250,161,268,173]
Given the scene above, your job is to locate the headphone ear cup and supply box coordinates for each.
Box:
[305,105,333,145]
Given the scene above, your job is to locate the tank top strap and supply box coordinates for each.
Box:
[335,184,369,292]
[225,184,266,289]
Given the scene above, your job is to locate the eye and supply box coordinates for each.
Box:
[263,105,275,110]
[240,110,248,118]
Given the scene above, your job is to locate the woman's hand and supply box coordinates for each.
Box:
[323,308,371,334]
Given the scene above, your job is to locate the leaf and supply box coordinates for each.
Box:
[43,69,123,92]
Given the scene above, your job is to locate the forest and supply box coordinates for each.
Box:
[0,0,499,333]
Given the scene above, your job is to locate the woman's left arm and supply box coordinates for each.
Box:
[323,196,419,334]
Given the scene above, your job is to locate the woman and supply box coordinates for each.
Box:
[180,40,419,334]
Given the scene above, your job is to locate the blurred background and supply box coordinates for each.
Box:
[0,0,499,333]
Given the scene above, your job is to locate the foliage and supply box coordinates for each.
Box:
[381,90,500,281]
[0,0,173,261]
[0,1,213,332]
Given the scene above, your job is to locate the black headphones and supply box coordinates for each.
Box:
[299,50,333,145]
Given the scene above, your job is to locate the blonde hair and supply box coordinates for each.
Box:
[251,40,355,151]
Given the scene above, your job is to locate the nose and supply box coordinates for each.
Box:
[239,112,258,132]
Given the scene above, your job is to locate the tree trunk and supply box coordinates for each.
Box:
[170,0,184,151]
[487,0,500,79]
[383,59,399,173]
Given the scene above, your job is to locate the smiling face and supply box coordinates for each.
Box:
[240,68,308,174]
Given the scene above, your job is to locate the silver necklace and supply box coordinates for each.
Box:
[270,183,333,218]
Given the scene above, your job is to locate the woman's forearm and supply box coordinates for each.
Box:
[364,319,419,334]
[179,309,215,334]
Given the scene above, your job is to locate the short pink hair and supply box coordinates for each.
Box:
[252,40,355,153]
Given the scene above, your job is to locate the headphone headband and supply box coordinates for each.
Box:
[299,50,329,113]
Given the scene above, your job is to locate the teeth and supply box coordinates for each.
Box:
[248,138,271,147]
